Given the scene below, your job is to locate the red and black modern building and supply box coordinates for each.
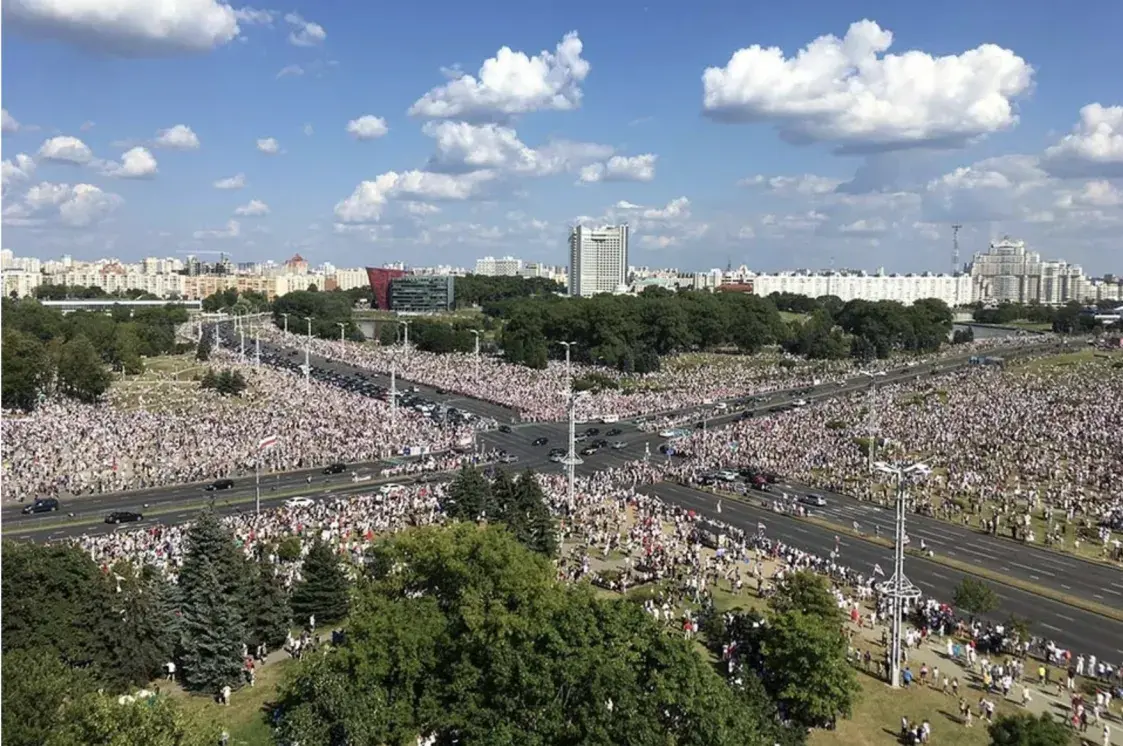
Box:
[365,267,405,310]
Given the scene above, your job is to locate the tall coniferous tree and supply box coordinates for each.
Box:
[290,541,350,625]
[179,558,246,693]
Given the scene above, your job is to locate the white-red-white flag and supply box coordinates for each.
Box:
[259,435,278,450]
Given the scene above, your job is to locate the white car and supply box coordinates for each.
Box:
[792,399,808,407]
[716,469,739,482]
[798,494,827,507]
[659,429,678,438]
[284,496,314,509]
[379,483,404,496]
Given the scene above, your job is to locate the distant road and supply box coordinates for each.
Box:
[644,482,1123,663]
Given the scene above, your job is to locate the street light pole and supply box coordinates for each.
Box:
[558,341,581,513]
[239,328,246,363]
[254,327,261,366]
[470,329,481,379]
[337,322,346,343]
[390,357,397,422]
[398,320,411,349]
[867,383,878,473]
[282,312,289,335]
[874,461,927,689]
[303,316,313,386]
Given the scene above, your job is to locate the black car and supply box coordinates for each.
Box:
[21,497,59,515]
[323,463,347,474]
[584,427,600,436]
[533,437,549,446]
[580,446,599,456]
[499,425,513,434]
[605,428,622,436]
[205,479,235,491]
[105,511,143,524]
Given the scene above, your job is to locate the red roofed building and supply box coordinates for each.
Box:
[284,254,309,275]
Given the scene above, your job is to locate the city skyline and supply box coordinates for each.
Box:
[3,1,1122,272]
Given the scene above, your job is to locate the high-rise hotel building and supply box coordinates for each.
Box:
[568,224,629,297]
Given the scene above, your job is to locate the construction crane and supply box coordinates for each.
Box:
[951,224,962,275]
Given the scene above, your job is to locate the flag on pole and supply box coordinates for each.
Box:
[756,522,766,532]
[716,500,722,514]
[259,435,278,450]
[873,563,885,576]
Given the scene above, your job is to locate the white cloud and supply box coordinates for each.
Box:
[405,202,441,216]
[303,123,314,136]
[193,219,241,239]
[346,115,389,140]
[2,109,20,134]
[256,137,281,155]
[284,12,325,47]
[702,19,1033,151]
[233,7,273,25]
[1,154,37,194]
[334,170,497,223]
[741,173,844,195]
[838,217,888,234]
[578,154,658,183]
[409,32,590,120]
[213,173,246,189]
[277,64,304,78]
[638,234,678,249]
[38,135,94,164]
[423,121,611,177]
[617,196,692,220]
[154,124,200,150]
[3,0,240,55]
[108,146,158,178]
[4,181,122,227]
[234,199,270,216]
[1054,180,1123,209]
[921,155,1048,223]
[1042,104,1123,178]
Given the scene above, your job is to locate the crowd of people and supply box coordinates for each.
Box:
[1,354,470,502]
[660,353,1123,558]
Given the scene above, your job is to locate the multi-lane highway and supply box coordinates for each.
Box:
[644,482,1123,663]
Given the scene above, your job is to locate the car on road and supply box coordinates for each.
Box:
[499,454,519,464]
[716,469,739,482]
[533,437,549,446]
[798,494,827,507]
[584,427,600,436]
[105,511,143,524]
[659,429,678,438]
[611,440,627,449]
[322,463,347,474]
[605,427,623,436]
[379,483,405,496]
[574,433,589,442]
[579,445,599,456]
[792,399,808,408]
[205,479,235,491]
[498,425,513,433]
[284,497,315,509]
[21,497,60,515]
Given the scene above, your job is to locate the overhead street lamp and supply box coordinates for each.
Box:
[470,329,482,379]
[281,312,290,335]
[873,460,929,689]
[336,322,346,343]
[302,316,314,386]
[557,341,581,512]
[398,320,412,349]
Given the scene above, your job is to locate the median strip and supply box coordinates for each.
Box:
[698,486,1123,624]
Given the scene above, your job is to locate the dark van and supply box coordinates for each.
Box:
[22,497,60,515]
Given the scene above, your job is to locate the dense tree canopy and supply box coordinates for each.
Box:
[0,297,190,410]
[277,524,788,745]
[987,712,1074,746]
[271,289,364,341]
[454,274,565,308]
[444,466,558,557]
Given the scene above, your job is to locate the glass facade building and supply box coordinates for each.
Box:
[389,275,455,313]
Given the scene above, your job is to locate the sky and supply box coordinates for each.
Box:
[2,0,1122,274]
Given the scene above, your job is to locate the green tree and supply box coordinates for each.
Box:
[45,692,216,746]
[195,335,212,361]
[1,327,51,410]
[112,323,145,374]
[768,570,839,622]
[759,609,858,729]
[277,524,779,746]
[56,334,113,403]
[1,649,96,746]
[505,470,558,557]
[446,465,493,522]
[107,567,182,687]
[952,577,999,619]
[987,712,1074,746]
[290,540,350,625]
[247,563,292,649]
[178,558,247,693]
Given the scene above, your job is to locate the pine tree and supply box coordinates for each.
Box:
[446,465,492,522]
[489,468,517,522]
[178,558,246,693]
[108,567,182,686]
[510,471,558,558]
[247,563,291,650]
[179,508,249,608]
[290,541,350,625]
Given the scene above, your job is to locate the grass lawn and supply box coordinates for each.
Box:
[780,311,810,324]
[173,661,287,746]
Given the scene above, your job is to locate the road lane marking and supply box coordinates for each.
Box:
[1041,623,1063,632]
[1011,562,1055,577]
[1055,613,1075,622]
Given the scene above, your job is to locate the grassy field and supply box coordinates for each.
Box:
[780,311,810,324]
[173,661,284,746]
[1009,346,1120,373]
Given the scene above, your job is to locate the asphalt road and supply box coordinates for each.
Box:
[644,482,1123,663]
[776,481,1123,608]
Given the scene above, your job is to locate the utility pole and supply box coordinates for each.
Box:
[213,322,221,350]
[281,312,289,335]
[866,382,878,473]
[390,358,397,422]
[398,320,411,349]
[337,322,346,343]
[874,462,927,688]
[239,328,246,363]
[254,329,261,367]
[558,341,581,513]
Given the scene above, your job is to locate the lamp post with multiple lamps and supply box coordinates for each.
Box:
[398,320,412,349]
[470,329,482,379]
[873,460,929,688]
[302,316,314,386]
[558,341,582,513]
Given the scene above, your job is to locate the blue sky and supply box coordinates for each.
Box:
[3,0,1122,272]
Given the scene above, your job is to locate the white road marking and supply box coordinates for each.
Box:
[1011,561,1055,577]
[1041,623,1063,632]
[1061,584,1072,590]
[1055,613,1075,622]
